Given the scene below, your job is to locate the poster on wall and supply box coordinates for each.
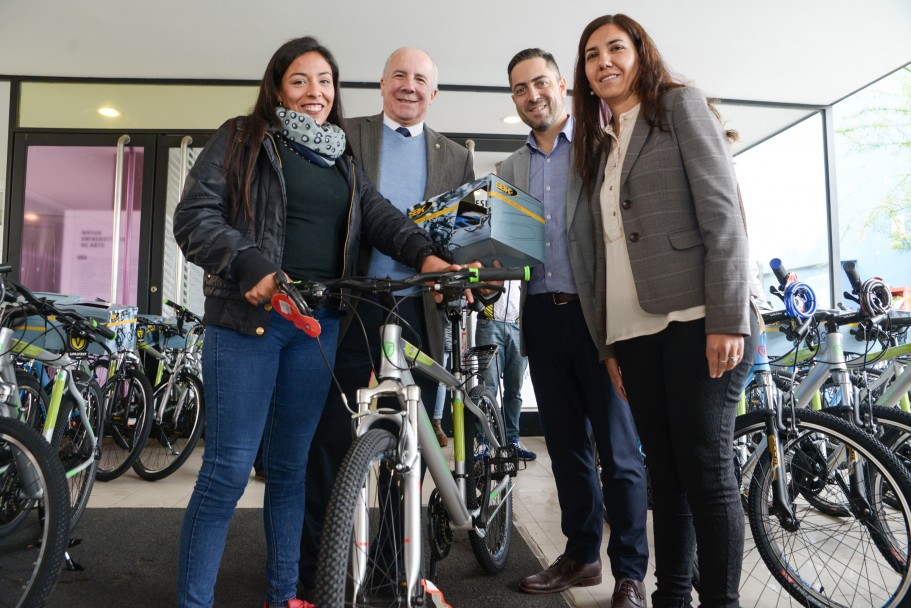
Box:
[59,209,140,304]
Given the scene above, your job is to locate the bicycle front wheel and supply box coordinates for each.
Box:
[745,408,911,607]
[133,372,205,481]
[466,385,512,574]
[55,374,103,532]
[97,366,153,481]
[0,417,69,608]
[315,428,414,608]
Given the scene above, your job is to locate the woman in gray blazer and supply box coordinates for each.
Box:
[573,14,758,608]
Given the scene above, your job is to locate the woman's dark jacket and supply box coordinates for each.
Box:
[173,118,439,336]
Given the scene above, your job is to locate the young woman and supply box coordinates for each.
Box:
[573,14,758,608]
[173,36,453,608]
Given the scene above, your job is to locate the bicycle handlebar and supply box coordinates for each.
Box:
[56,308,117,341]
[164,298,204,326]
[764,307,862,345]
[842,261,863,293]
[769,258,791,288]
[0,275,117,344]
[271,266,531,338]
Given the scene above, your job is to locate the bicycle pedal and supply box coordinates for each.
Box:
[490,444,520,479]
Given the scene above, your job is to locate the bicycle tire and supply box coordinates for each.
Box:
[14,371,43,430]
[315,428,414,608]
[0,373,49,537]
[97,365,153,481]
[0,416,69,608]
[744,408,911,607]
[133,372,205,481]
[466,384,512,574]
[56,373,103,532]
[825,405,911,512]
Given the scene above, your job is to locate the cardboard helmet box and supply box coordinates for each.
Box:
[407,174,545,268]
[57,301,139,355]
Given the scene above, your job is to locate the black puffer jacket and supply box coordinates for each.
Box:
[174,118,440,336]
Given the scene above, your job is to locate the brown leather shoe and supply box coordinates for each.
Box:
[612,578,647,608]
[519,555,602,594]
[431,418,448,447]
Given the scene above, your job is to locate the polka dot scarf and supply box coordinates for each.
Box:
[275,106,346,167]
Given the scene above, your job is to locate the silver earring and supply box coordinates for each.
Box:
[589,90,594,96]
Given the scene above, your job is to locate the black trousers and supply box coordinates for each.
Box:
[614,315,758,608]
[299,295,439,590]
[523,295,649,579]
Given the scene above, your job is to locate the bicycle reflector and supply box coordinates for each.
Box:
[271,293,321,338]
[783,281,817,320]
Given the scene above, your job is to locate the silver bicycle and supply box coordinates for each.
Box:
[273,267,528,608]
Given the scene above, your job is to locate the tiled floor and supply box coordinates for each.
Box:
[87,433,907,607]
[87,436,652,607]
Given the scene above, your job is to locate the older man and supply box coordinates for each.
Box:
[502,48,649,608]
[299,47,473,595]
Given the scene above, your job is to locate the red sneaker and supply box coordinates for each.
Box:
[263,600,315,608]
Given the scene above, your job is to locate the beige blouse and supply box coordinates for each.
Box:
[600,104,705,346]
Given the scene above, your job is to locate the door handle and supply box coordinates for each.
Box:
[173,135,193,303]
[110,134,131,303]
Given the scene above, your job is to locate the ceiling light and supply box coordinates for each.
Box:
[24,212,40,222]
[98,107,121,118]
[502,116,522,125]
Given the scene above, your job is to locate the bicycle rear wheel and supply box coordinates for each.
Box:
[97,365,153,481]
[746,408,911,607]
[315,428,416,608]
[0,417,69,608]
[466,385,512,574]
[133,372,205,481]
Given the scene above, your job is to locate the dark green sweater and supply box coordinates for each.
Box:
[277,139,350,282]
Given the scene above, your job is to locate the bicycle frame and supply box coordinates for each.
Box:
[788,318,856,418]
[736,331,799,523]
[749,314,889,531]
[0,326,97,478]
[140,325,203,427]
[348,321,509,604]
[845,341,911,412]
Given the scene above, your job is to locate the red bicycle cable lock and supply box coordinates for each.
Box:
[271,293,322,338]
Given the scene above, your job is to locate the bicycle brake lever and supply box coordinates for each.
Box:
[271,293,321,337]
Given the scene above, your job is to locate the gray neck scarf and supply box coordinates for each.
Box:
[275,106,346,167]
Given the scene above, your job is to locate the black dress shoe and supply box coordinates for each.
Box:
[519,554,602,594]
[612,578,647,608]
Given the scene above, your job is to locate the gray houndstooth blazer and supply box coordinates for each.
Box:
[344,113,474,362]
[589,86,751,355]
[499,137,609,360]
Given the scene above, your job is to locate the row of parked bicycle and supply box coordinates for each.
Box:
[0,265,205,607]
[725,258,911,607]
[3,254,911,607]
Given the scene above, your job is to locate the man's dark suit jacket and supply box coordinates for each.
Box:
[344,112,474,361]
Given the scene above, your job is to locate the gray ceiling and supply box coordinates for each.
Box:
[2,0,911,152]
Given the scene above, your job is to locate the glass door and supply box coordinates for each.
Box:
[6,131,212,315]
[150,134,209,317]
[7,132,156,306]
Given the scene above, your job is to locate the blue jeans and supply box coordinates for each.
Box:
[475,318,527,442]
[176,309,338,608]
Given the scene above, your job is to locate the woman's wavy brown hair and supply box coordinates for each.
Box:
[572,14,682,188]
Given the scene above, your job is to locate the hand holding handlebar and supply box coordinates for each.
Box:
[272,274,322,338]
